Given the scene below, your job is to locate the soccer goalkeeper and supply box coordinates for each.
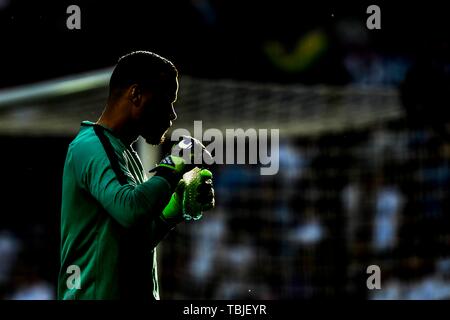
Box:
[58,51,215,300]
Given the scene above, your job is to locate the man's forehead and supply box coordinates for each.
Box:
[159,74,177,88]
[146,76,178,100]
[165,77,179,100]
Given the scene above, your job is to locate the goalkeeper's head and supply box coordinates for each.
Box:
[103,50,179,145]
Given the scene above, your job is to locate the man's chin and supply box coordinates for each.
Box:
[144,132,167,146]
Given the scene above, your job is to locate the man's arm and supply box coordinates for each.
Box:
[71,141,172,229]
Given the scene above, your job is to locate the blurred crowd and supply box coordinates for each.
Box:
[159,119,450,299]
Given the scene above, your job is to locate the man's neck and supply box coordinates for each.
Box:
[96,108,138,146]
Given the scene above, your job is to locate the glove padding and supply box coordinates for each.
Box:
[161,168,215,223]
[182,168,215,221]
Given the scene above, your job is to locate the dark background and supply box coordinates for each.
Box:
[0,1,449,87]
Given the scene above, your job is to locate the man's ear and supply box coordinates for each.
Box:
[129,84,141,105]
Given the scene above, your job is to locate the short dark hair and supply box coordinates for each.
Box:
[109,51,178,98]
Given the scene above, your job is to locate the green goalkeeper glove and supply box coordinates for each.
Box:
[161,179,186,224]
[161,168,215,223]
[150,136,213,190]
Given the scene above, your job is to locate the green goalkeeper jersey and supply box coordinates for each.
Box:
[58,121,174,300]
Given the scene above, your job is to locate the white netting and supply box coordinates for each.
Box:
[0,70,402,137]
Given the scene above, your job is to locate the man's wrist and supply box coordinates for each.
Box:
[161,189,184,225]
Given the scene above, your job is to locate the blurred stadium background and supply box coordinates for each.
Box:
[1,1,450,299]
